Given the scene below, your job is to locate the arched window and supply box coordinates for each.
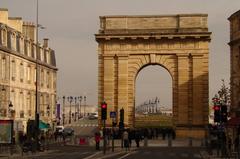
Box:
[2,28,7,47]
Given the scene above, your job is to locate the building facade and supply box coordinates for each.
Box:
[229,10,240,117]
[0,8,57,131]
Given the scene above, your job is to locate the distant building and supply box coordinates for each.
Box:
[228,10,240,117]
[0,8,57,132]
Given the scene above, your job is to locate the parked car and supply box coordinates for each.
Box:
[55,126,64,135]
[88,115,98,120]
[63,128,74,136]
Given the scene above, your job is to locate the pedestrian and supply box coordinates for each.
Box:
[122,130,129,152]
[95,132,101,150]
[135,130,141,148]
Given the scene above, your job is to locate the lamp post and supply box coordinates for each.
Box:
[84,96,86,117]
[78,96,82,119]
[34,0,40,149]
[67,96,73,124]
[62,96,65,126]
[74,97,77,122]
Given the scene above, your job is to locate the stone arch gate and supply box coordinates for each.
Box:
[95,14,211,138]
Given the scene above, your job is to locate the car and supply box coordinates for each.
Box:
[55,126,64,135]
[63,128,74,136]
[88,115,98,120]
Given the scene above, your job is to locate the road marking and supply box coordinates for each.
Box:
[117,151,138,159]
[82,151,101,159]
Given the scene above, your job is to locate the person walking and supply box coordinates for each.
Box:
[135,130,141,148]
[122,130,129,152]
[95,132,101,150]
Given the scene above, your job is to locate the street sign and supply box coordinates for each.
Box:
[110,111,116,118]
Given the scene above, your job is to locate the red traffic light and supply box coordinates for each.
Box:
[101,102,107,109]
[102,104,107,109]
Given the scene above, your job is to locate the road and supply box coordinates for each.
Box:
[109,147,204,159]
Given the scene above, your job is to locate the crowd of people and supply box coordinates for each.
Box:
[94,127,176,151]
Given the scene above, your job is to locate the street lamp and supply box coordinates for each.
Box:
[67,96,73,124]
[84,96,86,117]
[62,96,65,126]
[78,96,82,119]
[74,97,77,122]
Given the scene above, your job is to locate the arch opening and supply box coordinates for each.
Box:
[134,65,173,129]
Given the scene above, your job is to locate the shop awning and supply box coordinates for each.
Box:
[39,120,50,129]
[227,117,240,128]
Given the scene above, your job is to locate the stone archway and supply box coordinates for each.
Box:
[95,14,211,138]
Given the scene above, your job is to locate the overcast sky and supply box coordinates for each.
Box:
[1,0,240,107]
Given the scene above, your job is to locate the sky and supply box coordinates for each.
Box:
[1,0,240,107]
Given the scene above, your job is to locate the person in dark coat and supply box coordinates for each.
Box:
[135,130,141,148]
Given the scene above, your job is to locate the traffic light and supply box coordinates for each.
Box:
[221,105,228,122]
[213,105,220,123]
[101,101,107,120]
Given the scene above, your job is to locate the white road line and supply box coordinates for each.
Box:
[82,151,101,159]
[117,151,138,159]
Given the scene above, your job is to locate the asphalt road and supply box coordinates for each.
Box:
[111,147,204,159]
[21,145,99,159]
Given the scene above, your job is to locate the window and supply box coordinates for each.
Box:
[46,71,50,88]
[11,33,16,51]
[19,92,24,117]
[20,63,24,82]
[40,48,44,61]
[2,29,7,47]
[27,65,31,83]
[1,57,6,80]
[31,43,35,58]
[16,36,20,52]
[10,90,15,109]
[41,69,44,87]
[7,31,11,49]
[11,60,16,81]
[27,93,31,116]
[24,40,28,56]
[19,37,24,54]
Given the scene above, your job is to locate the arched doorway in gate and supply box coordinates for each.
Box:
[96,14,211,138]
[135,65,173,129]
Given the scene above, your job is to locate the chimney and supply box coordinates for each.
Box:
[0,8,9,25]
[23,22,36,41]
[43,38,49,48]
